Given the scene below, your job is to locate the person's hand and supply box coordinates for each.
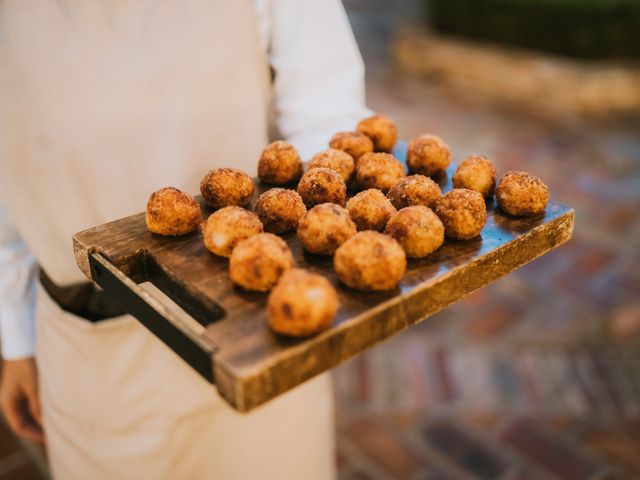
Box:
[0,358,44,443]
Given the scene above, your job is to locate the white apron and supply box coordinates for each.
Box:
[35,285,334,480]
[0,1,335,478]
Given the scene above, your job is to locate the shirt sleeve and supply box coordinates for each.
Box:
[0,205,37,359]
[266,0,372,159]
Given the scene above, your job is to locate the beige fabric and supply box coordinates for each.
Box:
[1,0,335,477]
[0,0,270,285]
[36,285,335,479]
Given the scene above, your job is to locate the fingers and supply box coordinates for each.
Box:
[17,407,45,444]
[1,398,42,444]
[1,390,24,436]
[0,358,45,443]
[24,379,43,426]
[2,394,44,443]
[18,378,45,444]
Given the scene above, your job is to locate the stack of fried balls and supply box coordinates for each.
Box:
[145,113,549,337]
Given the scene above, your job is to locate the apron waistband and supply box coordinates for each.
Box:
[39,269,126,322]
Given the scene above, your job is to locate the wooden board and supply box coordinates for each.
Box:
[73,145,575,412]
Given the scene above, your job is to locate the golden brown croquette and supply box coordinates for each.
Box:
[254,188,307,235]
[146,187,201,236]
[258,140,303,185]
[387,174,441,210]
[229,233,294,291]
[334,231,406,291]
[267,268,339,337]
[496,171,549,216]
[406,134,451,176]
[356,152,406,192]
[200,168,254,209]
[346,189,397,231]
[452,155,496,198]
[297,167,347,208]
[434,188,486,240]
[384,206,444,258]
[203,206,263,257]
[356,114,398,153]
[297,203,356,255]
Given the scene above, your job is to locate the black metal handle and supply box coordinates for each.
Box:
[89,253,217,382]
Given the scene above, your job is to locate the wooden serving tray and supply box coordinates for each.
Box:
[73,145,574,412]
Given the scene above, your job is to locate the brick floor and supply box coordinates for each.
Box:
[424,420,509,479]
[500,419,600,479]
[343,418,425,478]
[0,421,43,480]
[336,1,640,479]
[581,427,640,473]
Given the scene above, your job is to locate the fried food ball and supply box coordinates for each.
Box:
[356,152,406,192]
[346,189,397,231]
[146,187,201,236]
[387,174,442,210]
[334,231,406,291]
[407,134,451,176]
[203,206,263,257]
[308,148,355,184]
[297,203,356,255]
[356,114,398,153]
[254,188,307,235]
[329,131,374,161]
[435,188,486,240]
[452,155,496,198]
[258,140,303,185]
[199,168,254,209]
[229,233,294,292]
[297,167,347,208]
[267,268,339,337]
[496,171,549,217]
[384,206,444,258]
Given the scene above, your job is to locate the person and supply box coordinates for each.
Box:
[0,1,369,478]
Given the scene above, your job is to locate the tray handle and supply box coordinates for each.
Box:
[89,252,217,382]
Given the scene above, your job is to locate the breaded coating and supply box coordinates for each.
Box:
[297,203,356,255]
[387,174,441,210]
[254,188,307,235]
[347,189,397,231]
[229,233,294,291]
[356,152,406,192]
[356,114,398,153]
[297,167,347,208]
[267,268,339,337]
[203,206,263,257]
[452,155,496,198]
[308,148,355,184]
[384,206,444,258]
[200,168,254,209]
[334,231,406,291]
[146,187,201,236]
[258,140,303,185]
[329,131,374,161]
[407,134,451,176]
[435,188,486,240]
[496,171,549,217]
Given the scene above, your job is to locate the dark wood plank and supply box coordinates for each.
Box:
[73,145,574,411]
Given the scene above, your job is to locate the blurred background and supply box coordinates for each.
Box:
[1,1,639,479]
[333,0,640,479]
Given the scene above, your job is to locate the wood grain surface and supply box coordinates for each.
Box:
[73,145,575,412]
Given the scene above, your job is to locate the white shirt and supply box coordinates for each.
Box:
[0,0,370,359]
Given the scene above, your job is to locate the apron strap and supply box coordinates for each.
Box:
[39,268,126,322]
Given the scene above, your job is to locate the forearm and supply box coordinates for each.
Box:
[268,0,372,158]
[0,206,37,360]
